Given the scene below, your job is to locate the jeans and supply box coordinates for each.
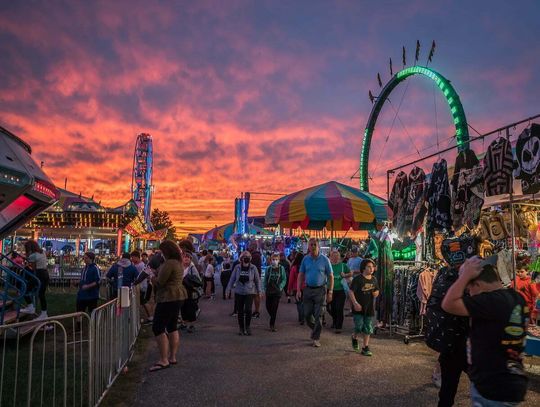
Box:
[470,384,520,407]
[329,290,346,329]
[265,295,281,327]
[220,276,231,299]
[302,286,325,340]
[438,343,467,407]
[293,291,304,322]
[236,294,254,331]
[25,268,49,311]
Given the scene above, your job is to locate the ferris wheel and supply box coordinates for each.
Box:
[131,133,153,227]
[359,49,471,193]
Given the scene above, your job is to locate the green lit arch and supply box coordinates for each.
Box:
[360,66,470,191]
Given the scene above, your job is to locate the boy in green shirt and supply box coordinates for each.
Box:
[347,258,379,356]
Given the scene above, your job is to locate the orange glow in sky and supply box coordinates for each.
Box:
[1,2,539,235]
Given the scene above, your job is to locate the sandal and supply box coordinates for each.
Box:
[169,360,177,365]
[149,363,170,372]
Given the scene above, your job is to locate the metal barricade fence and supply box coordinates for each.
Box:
[0,288,141,407]
[90,287,140,406]
[0,312,92,407]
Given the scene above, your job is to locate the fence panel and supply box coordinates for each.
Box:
[0,312,91,407]
[90,288,140,406]
[0,288,140,407]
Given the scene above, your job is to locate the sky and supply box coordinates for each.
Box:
[1,0,539,235]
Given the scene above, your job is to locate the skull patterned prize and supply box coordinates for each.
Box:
[515,123,540,194]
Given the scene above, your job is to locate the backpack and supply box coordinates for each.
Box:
[425,266,469,353]
[183,265,203,295]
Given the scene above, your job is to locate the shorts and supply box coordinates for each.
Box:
[353,313,374,335]
[152,300,183,336]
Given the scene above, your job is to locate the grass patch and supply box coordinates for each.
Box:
[0,289,104,406]
[99,325,153,407]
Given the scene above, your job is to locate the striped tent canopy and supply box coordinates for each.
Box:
[265,181,388,231]
[202,222,272,242]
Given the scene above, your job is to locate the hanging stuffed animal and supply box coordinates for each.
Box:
[515,123,540,194]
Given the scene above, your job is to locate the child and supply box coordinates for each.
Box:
[513,259,539,324]
[347,258,379,356]
[263,253,287,331]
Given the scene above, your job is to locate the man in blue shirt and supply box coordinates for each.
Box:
[346,246,363,277]
[296,238,334,347]
[77,252,101,314]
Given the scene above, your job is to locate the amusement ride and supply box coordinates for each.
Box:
[131,133,154,229]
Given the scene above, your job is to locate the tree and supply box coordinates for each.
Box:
[150,208,177,241]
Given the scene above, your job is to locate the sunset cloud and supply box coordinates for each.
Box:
[1,1,539,234]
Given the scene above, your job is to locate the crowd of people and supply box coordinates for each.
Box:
[4,235,536,405]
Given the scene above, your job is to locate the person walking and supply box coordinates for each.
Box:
[203,255,215,299]
[226,251,262,336]
[279,252,291,302]
[220,256,233,300]
[263,253,287,332]
[348,259,379,356]
[249,242,263,318]
[149,241,187,372]
[347,246,362,277]
[106,253,138,298]
[443,256,529,406]
[328,249,351,333]
[296,239,333,347]
[76,252,101,314]
[20,240,49,319]
[181,250,202,333]
[288,252,305,324]
[425,258,469,407]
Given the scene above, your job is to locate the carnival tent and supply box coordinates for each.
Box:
[265,180,388,231]
[202,222,272,242]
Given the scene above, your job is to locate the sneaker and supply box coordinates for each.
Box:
[270,326,277,332]
[245,328,252,336]
[351,335,360,351]
[361,347,373,356]
[238,330,245,336]
[312,340,321,347]
[287,297,291,303]
[187,325,195,333]
[36,312,48,320]
[230,312,237,317]
[20,304,35,314]
[252,312,260,319]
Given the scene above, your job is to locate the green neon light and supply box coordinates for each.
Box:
[360,66,469,192]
